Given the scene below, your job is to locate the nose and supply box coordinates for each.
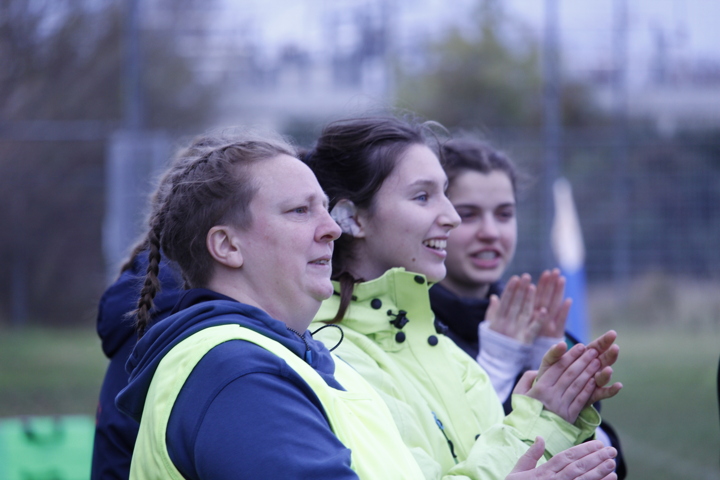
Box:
[476,213,499,240]
[440,196,461,230]
[318,209,342,242]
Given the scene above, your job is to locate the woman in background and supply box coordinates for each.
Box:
[430,137,626,478]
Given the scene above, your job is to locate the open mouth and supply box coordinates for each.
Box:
[423,239,447,251]
[471,251,498,260]
[310,258,330,265]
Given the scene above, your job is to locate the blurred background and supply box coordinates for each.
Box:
[0,0,718,478]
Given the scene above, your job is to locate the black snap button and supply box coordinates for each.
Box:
[370,298,382,309]
[395,331,406,343]
[434,319,448,334]
[414,275,425,284]
[427,335,438,346]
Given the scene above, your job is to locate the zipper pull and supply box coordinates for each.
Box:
[432,412,458,464]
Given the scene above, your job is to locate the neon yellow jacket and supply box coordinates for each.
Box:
[312,268,600,480]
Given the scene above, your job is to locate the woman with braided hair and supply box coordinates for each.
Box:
[113,129,432,479]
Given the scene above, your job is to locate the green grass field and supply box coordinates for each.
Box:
[0,322,718,479]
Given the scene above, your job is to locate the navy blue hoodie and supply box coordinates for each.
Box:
[91,256,183,480]
[115,289,359,480]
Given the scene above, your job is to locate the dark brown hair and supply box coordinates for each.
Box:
[304,115,443,321]
[441,137,521,197]
[134,130,296,336]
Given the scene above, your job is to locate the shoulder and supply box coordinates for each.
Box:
[168,339,356,479]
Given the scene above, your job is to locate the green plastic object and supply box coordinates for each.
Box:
[0,415,95,480]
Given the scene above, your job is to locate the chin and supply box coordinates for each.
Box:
[422,266,447,284]
[312,284,335,301]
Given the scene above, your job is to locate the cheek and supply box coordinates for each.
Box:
[448,225,475,249]
[500,224,518,255]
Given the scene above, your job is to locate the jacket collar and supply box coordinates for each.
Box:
[315,268,436,340]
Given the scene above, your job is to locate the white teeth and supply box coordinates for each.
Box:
[312,259,329,265]
[423,239,447,250]
[475,251,497,259]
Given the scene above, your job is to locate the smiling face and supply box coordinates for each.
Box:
[441,169,517,299]
[231,154,341,327]
[350,144,461,283]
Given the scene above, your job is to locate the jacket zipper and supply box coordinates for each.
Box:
[287,327,313,363]
[432,412,458,464]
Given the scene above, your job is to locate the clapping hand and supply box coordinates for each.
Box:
[506,437,617,480]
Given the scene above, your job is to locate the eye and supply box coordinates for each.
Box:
[496,207,515,221]
[290,206,309,214]
[414,193,428,202]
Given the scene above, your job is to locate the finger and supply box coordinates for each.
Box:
[548,274,566,318]
[556,444,618,480]
[566,374,600,422]
[553,298,572,332]
[508,436,546,473]
[587,330,617,355]
[526,307,545,341]
[518,284,538,342]
[588,382,623,406]
[598,344,620,369]
[552,345,598,391]
[498,276,520,318]
[486,294,500,325]
[538,440,605,473]
[507,274,532,321]
[594,366,613,388]
[513,370,538,395]
[538,342,586,385]
[535,270,554,308]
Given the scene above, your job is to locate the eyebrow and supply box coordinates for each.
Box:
[453,201,516,209]
[407,178,447,190]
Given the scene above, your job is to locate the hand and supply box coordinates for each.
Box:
[522,342,603,423]
[507,437,617,480]
[486,274,543,344]
[537,331,620,385]
[532,331,623,411]
[534,269,572,338]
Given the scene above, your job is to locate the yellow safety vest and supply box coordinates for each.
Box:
[130,324,424,479]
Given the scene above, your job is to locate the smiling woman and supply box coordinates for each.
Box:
[306,115,621,480]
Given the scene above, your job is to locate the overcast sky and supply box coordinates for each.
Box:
[224,0,720,85]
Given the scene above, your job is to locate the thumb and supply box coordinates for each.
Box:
[509,437,546,473]
[485,294,500,324]
[513,369,538,395]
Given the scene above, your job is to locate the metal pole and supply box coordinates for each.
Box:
[613,0,631,296]
[124,0,143,131]
[543,0,561,270]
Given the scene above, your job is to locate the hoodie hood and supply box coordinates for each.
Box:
[96,256,183,359]
[115,288,336,422]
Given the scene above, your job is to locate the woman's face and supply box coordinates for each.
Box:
[352,144,460,283]
[233,154,341,325]
[442,170,517,298]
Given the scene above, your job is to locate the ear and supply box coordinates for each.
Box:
[330,198,364,238]
[206,225,244,268]
[352,208,368,239]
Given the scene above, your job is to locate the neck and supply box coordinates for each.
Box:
[206,274,316,333]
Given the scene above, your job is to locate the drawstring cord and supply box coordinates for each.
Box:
[310,323,344,352]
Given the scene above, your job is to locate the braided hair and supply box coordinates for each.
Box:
[134,130,296,336]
